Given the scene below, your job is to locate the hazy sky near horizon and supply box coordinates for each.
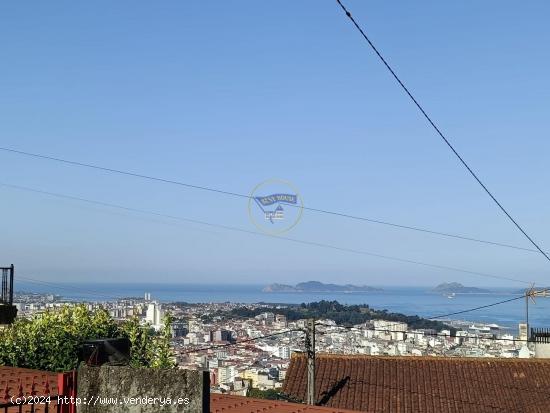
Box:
[1,1,550,287]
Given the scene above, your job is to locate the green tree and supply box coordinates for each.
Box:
[119,316,156,368]
[0,306,118,371]
[150,312,176,368]
[229,300,450,331]
[247,388,282,400]
[0,305,176,371]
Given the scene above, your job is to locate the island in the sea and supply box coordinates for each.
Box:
[262,281,382,293]
[432,282,491,294]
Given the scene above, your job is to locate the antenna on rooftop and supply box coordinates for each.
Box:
[525,285,549,338]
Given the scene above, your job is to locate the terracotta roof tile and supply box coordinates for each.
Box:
[282,354,550,413]
[210,394,366,413]
[1,367,364,413]
[0,367,58,413]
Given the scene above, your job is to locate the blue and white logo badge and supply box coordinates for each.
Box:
[248,179,303,234]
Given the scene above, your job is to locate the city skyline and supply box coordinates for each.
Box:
[2,4,550,412]
[2,1,550,286]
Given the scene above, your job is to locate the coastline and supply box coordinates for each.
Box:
[14,282,550,329]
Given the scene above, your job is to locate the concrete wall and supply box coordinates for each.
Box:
[535,343,550,358]
[77,365,209,413]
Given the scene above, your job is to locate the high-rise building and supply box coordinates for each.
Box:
[172,321,188,338]
[188,318,202,333]
[518,323,528,341]
[213,329,232,343]
[274,314,287,328]
[217,365,236,384]
[278,346,291,359]
[145,302,163,330]
[255,312,275,325]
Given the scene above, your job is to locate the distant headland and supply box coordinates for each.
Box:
[262,281,382,293]
[432,282,491,294]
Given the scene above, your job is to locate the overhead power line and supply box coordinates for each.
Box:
[314,322,550,405]
[316,289,548,332]
[334,0,550,263]
[15,275,535,348]
[295,205,542,254]
[428,293,534,320]
[0,147,544,255]
[317,323,530,343]
[17,275,132,302]
[180,328,304,355]
[1,182,532,285]
[16,274,539,348]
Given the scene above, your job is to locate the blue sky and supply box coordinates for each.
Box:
[1,1,549,287]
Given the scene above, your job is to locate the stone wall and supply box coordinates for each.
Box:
[77,365,209,413]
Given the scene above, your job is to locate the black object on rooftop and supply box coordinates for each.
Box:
[0,264,14,306]
[0,264,16,325]
[79,338,131,366]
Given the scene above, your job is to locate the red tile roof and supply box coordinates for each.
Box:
[0,367,58,413]
[1,366,365,413]
[282,354,550,413]
[210,394,365,413]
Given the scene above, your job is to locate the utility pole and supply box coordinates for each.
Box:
[305,318,316,405]
[526,288,530,336]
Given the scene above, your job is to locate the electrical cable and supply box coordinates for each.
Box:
[334,0,550,263]
[0,148,544,255]
[1,182,532,286]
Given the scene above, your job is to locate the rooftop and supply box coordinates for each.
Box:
[282,353,550,413]
[0,367,58,413]
[1,366,363,413]
[0,366,58,395]
[211,394,363,413]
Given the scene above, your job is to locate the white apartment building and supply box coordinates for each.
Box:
[278,346,291,359]
[145,301,163,331]
[218,365,237,384]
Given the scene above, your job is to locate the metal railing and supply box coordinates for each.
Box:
[0,265,14,305]
[531,328,550,344]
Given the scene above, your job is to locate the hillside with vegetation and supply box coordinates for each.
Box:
[432,282,491,294]
[226,300,450,331]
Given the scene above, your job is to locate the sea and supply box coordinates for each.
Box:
[17,282,550,330]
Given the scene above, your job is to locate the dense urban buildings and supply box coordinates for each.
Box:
[12,290,544,396]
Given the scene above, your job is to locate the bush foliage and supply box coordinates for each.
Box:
[0,305,175,371]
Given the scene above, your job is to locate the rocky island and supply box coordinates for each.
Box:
[432,282,491,294]
[262,281,382,293]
